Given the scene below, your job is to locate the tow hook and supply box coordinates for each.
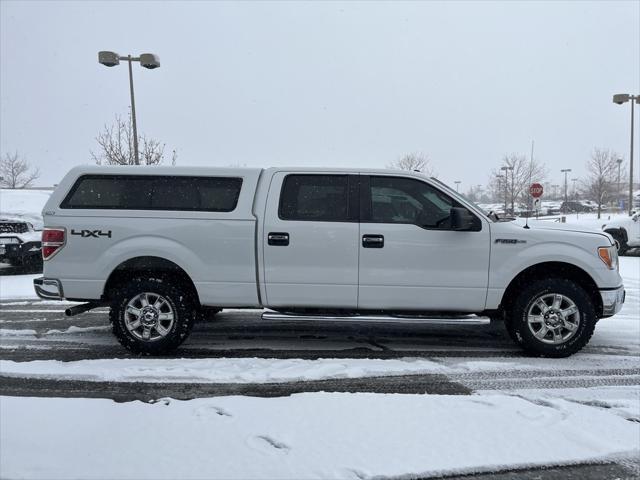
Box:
[65,302,106,317]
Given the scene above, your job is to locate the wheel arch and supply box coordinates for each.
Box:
[103,256,200,307]
[500,261,602,317]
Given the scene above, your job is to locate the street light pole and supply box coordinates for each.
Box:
[571,178,578,200]
[454,180,461,192]
[613,93,639,215]
[561,169,572,214]
[98,51,161,165]
[630,98,635,214]
[126,56,140,164]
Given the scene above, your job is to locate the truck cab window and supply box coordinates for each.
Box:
[369,176,458,229]
[279,175,349,222]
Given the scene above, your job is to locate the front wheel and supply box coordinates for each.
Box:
[506,278,597,358]
[110,277,197,355]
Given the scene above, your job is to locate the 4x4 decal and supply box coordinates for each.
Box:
[71,229,112,238]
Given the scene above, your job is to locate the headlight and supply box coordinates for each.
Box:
[598,246,618,270]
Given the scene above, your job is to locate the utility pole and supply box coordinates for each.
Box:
[561,169,572,214]
[613,94,638,216]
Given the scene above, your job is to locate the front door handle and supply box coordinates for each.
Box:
[362,234,384,248]
[268,232,289,246]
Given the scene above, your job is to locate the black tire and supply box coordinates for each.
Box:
[506,278,597,358]
[8,258,22,267]
[109,277,197,355]
[24,253,43,273]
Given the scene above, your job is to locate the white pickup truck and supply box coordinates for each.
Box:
[34,166,625,357]
[602,212,640,255]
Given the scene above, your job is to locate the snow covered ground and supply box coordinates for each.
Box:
[0,273,41,300]
[2,389,638,480]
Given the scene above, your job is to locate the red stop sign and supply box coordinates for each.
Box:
[530,183,544,198]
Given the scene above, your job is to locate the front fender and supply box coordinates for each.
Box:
[493,240,619,288]
[486,239,622,310]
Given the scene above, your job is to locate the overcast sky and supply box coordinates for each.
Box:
[1,0,638,190]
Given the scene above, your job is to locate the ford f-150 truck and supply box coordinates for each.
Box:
[34,166,625,357]
[602,212,639,255]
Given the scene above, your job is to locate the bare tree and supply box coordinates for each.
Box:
[387,153,436,176]
[490,153,547,213]
[91,114,177,166]
[0,152,40,189]
[582,148,620,219]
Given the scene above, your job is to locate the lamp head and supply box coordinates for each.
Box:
[139,53,160,69]
[98,51,120,67]
[613,93,630,105]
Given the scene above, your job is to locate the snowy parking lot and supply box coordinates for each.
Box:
[0,257,638,479]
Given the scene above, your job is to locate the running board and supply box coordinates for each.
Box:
[261,311,490,325]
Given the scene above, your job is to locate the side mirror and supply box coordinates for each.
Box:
[451,207,477,231]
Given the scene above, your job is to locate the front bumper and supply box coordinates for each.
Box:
[33,277,64,300]
[600,286,625,317]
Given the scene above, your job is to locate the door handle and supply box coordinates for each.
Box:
[268,232,289,246]
[362,234,384,248]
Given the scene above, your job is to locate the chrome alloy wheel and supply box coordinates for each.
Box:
[124,292,175,342]
[527,293,580,345]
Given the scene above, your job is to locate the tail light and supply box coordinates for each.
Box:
[42,228,66,260]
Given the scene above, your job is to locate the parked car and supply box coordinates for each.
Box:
[560,201,593,213]
[580,200,606,211]
[34,166,624,357]
[541,202,562,216]
[0,217,43,270]
[602,212,640,255]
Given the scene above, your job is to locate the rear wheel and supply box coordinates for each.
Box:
[110,277,197,354]
[506,278,597,357]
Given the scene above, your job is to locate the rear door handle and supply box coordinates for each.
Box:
[362,234,384,248]
[268,232,289,246]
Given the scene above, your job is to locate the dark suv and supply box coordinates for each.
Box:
[560,201,593,213]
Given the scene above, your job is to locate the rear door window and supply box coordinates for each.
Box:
[60,175,243,212]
